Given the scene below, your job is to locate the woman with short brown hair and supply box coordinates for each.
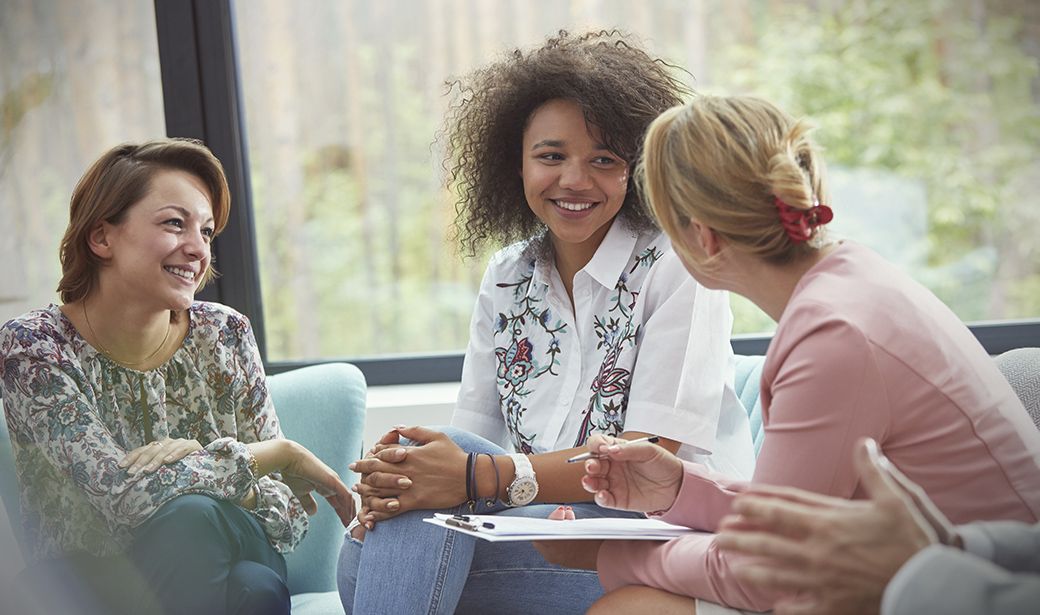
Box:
[1,138,354,615]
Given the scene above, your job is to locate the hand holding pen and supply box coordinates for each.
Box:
[577,433,685,514]
[567,435,661,463]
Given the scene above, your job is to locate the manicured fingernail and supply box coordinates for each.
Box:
[366,522,374,530]
[398,478,412,487]
[349,463,357,471]
[387,500,400,511]
[164,455,174,462]
[556,505,566,510]
[351,485,359,493]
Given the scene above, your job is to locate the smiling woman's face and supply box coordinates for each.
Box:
[95,169,215,311]
[521,98,629,260]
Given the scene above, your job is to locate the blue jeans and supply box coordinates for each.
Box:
[22,494,289,615]
[337,426,640,615]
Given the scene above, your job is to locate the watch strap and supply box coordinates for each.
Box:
[508,452,534,480]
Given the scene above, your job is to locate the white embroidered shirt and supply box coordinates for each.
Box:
[452,217,755,477]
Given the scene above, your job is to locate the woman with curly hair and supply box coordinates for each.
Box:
[337,31,754,614]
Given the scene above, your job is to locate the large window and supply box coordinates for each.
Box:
[0,0,165,325]
[2,1,1036,384]
[232,0,1039,367]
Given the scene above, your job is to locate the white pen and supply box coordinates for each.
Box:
[566,435,660,463]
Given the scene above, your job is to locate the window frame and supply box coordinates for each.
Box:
[153,0,1040,386]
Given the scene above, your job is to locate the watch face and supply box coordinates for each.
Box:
[509,477,538,506]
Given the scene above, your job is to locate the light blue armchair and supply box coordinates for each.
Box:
[733,355,766,455]
[271,363,365,614]
[0,362,366,615]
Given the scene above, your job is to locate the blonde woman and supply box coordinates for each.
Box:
[537,96,1040,613]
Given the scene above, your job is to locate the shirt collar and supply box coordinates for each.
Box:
[583,215,639,290]
[527,215,640,296]
[527,236,553,298]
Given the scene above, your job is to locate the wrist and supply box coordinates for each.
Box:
[249,439,298,475]
[475,454,506,503]
[238,484,258,510]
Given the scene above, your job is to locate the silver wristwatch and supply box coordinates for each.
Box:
[505,453,538,507]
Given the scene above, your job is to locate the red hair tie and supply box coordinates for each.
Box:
[774,196,834,243]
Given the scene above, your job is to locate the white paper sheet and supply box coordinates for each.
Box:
[423,513,703,542]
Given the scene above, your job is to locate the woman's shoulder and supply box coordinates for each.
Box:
[189,301,249,327]
[630,227,673,265]
[0,304,71,347]
[770,250,894,368]
[783,242,924,332]
[187,301,256,347]
[484,237,543,278]
[0,306,83,386]
[626,229,691,292]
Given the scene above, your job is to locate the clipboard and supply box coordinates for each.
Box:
[423,513,702,542]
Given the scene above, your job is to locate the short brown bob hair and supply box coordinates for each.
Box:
[57,138,231,304]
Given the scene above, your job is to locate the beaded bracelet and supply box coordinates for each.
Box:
[247,451,260,479]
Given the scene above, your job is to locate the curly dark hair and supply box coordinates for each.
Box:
[443,30,693,257]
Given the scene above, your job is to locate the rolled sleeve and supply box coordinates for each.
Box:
[624,252,736,455]
[227,314,308,552]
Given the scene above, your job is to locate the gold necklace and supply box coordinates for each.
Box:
[82,303,172,367]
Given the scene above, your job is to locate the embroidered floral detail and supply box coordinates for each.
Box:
[496,337,535,389]
[504,398,535,455]
[493,259,569,452]
[630,245,663,273]
[572,248,652,447]
[574,315,638,447]
[478,229,670,455]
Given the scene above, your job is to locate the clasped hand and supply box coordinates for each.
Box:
[349,426,468,530]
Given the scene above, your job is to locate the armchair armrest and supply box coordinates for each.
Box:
[268,363,366,596]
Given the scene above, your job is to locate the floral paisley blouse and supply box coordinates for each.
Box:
[0,302,307,562]
[452,216,756,477]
